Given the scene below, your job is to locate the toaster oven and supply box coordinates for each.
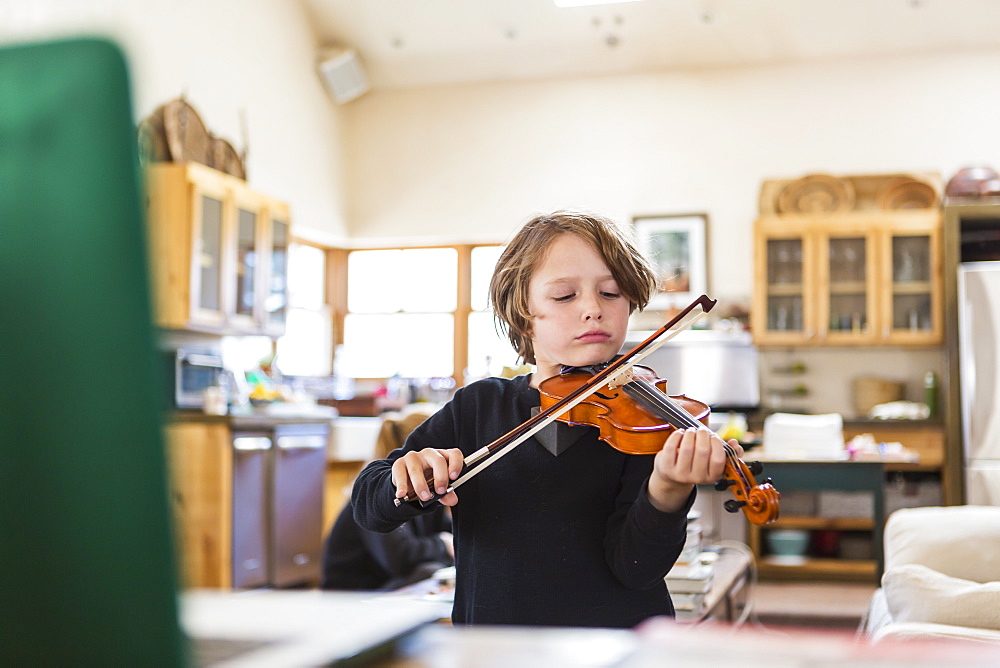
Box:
[169,348,225,409]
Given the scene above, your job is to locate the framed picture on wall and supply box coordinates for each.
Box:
[632,213,709,310]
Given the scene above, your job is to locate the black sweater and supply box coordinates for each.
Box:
[352,374,692,628]
[320,500,452,591]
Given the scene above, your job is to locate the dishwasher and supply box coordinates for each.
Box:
[231,433,272,589]
[270,423,328,587]
[231,423,329,589]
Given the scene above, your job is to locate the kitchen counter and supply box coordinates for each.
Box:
[168,407,338,428]
[841,417,943,428]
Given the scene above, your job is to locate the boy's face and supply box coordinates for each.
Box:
[527,233,630,380]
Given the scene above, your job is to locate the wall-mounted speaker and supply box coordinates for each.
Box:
[317,47,370,104]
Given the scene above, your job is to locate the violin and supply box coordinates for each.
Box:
[539,364,780,525]
[394,294,779,525]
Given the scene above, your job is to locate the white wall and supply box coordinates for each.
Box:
[344,50,1000,305]
[7,1,998,301]
[0,0,350,244]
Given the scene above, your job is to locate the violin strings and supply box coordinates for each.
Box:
[623,376,778,522]
[624,379,752,489]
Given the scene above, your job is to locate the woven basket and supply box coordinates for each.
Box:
[852,377,904,416]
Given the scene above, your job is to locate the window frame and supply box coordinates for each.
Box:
[273,238,334,377]
[328,243,503,386]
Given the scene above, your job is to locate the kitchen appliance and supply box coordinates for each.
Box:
[622,329,760,412]
[168,347,225,409]
[957,261,1000,506]
[231,433,272,589]
[271,424,329,587]
[230,423,329,589]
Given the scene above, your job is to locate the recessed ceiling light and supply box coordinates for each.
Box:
[553,0,643,8]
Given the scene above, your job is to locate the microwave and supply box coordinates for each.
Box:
[168,348,225,409]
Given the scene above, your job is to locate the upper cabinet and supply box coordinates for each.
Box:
[145,163,290,336]
[752,173,943,347]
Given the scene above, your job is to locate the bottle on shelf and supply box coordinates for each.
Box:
[923,371,938,418]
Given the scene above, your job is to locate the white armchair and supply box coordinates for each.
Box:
[864,505,1000,644]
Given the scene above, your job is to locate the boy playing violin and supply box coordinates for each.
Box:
[352,211,741,628]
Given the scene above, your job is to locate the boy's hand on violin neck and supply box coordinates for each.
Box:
[647,428,738,513]
[392,447,464,507]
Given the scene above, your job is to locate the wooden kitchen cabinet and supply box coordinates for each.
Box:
[747,460,886,583]
[747,422,946,582]
[164,420,233,588]
[751,211,943,347]
[145,162,289,335]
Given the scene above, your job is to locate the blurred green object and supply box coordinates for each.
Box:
[0,38,185,665]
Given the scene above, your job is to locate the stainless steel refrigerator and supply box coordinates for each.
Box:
[957,261,1000,506]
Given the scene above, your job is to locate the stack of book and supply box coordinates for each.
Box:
[665,557,715,619]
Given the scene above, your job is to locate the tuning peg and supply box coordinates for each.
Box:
[714,478,735,491]
[748,461,764,475]
[724,499,747,513]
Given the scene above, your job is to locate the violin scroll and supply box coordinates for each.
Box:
[717,454,780,525]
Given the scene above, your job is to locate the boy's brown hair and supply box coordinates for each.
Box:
[489,210,658,365]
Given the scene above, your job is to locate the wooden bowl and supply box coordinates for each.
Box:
[877,177,939,210]
[777,174,855,214]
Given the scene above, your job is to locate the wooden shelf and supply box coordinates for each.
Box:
[892,281,933,294]
[758,557,877,582]
[760,515,873,531]
[829,280,866,294]
[766,283,804,296]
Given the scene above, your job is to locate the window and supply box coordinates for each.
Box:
[467,245,518,379]
[275,242,332,377]
[337,244,520,383]
[340,248,456,378]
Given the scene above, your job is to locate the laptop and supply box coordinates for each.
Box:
[0,37,443,666]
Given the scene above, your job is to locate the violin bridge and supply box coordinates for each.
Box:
[606,367,633,390]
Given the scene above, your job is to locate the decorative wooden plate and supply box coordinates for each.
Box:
[137,106,170,165]
[212,137,246,180]
[163,98,213,166]
[876,177,939,210]
[777,174,856,214]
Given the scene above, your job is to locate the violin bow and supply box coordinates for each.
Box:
[394,294,718,507]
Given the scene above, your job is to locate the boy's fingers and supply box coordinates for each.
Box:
[728,438,744,458]
[391,459,409,498]
[446,448,465,480]
[425,450,453,496]
[690,429,713,478]
[404,455,434,501]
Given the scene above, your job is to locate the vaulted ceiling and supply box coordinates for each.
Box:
[302,0,1000,90]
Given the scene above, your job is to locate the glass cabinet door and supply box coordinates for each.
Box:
[265,218,289,333]
[192,193,225,325]
[753,213,941,348]
[889,235,933,335]
[826,237,869,336]
[234,206,258,322]
[764,238,805,334]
